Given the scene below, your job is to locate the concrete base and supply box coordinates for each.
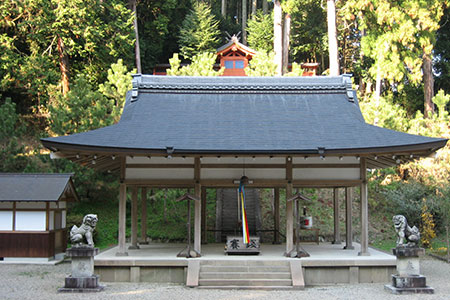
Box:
[58,275,105,293]
[384,284,434,294]
[94,242,396,285]
[384,274,434,294]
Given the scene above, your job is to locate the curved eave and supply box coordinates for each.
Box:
[41,138,447,171]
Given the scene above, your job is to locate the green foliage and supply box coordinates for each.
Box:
[137,0,191,71]
[435,7,450,95]
[359,94,409,132]
[284,62,304,76]
[421,199,436,248]
[178,2,220,60]
[341,0,446,90]
[247,10,273,52]
[49,75,115,135]
[245,51,278,76]
[432,89,450,120]
[166,52,224,76]
[98,59,135,122]
[290,0,328,66]
[0,99,32,171]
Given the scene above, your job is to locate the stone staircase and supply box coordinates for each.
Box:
[187,260,304,290]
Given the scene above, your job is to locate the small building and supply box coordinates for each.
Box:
[0,173,78,261]
[153,36,319,76]
[216,36,257,76]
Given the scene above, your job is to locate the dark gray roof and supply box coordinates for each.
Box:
[0,173,77,202]
[41,75,447,156]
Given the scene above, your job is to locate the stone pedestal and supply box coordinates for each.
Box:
[384,246,434,294]
[58,246,104,293]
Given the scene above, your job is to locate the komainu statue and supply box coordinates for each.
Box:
[70,214,98,247]
[393,215,420,247]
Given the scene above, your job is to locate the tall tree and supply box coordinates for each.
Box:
[327,0,339,76]
[273,0,283,75]
[342,0,447,116]
[129,0,142,73]
[242,0,248,44]
[247,10,273,52]
[178,2,220,60]
[0,0,134,112]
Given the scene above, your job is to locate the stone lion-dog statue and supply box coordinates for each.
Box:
[70,214,98,247]
[393,215,420,247]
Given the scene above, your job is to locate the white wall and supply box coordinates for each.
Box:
[0,211,13,230]
[15,211,46,231]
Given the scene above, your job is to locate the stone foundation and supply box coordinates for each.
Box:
[385,246,434,294]
[58,246,104,293]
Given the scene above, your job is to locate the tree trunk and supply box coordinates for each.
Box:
[252,0,257,16]
[221,0,227,18]
[274,0,283,76]
[57,36,69,96]
[282,14,291,74]
[130,0,142,73]
[327,0,339,76]
[242,0,247,44]
[262,0,268,15]
[423,54,435,118]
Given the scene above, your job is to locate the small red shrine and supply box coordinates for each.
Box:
[152,36,319,76]
[216,36,257,76]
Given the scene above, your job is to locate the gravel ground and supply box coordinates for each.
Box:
[1,256,450,300]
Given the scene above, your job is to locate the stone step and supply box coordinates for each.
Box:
[199,278,292,287]
[200,265,290,273]
[197,285,295,290]
[200,260,289,266]
[199,271,291,280]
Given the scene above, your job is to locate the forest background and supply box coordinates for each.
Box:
[1,0,450,257]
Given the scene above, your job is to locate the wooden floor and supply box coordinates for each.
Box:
[94,242,396,285]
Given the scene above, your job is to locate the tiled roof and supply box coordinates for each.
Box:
[0,173,77,202]
[41,75,447,156]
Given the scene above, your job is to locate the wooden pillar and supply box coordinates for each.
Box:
[117,157,128,256]
[129,186,139,249]
[359,157,370,256]
[332,187,341,244]
[140,187,148,244]
[285,156,294,255]
[194,158,202,254]
[201,186,207,244]
[273,188,281,244]
[344,187,354,250]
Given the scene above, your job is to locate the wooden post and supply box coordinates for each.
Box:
[201,186,207,244]
[117,183,128,256]
[359,157,370,256]
[129,186,139,249]
[332,187,341,244]
[285,156,294,255]
[140,187,148,244]
[117,157,128,256]
[194,158,202,254]
[344,187,354,250]
[273,188,281,244]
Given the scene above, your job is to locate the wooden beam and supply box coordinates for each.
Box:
[285,156,294,255]
[344,187,354,250]
[117,156,128,256]
[194,158,202,255]
[273,188,280,244]
[140,187,148,244]
[359,157,370,256]
[332,187,341,244]
[46,202,50,231]
[12,202,16,231]
[292,164,360,169]
[201,186,207,244]
[129,186,139,249]
[117,182,128,256]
